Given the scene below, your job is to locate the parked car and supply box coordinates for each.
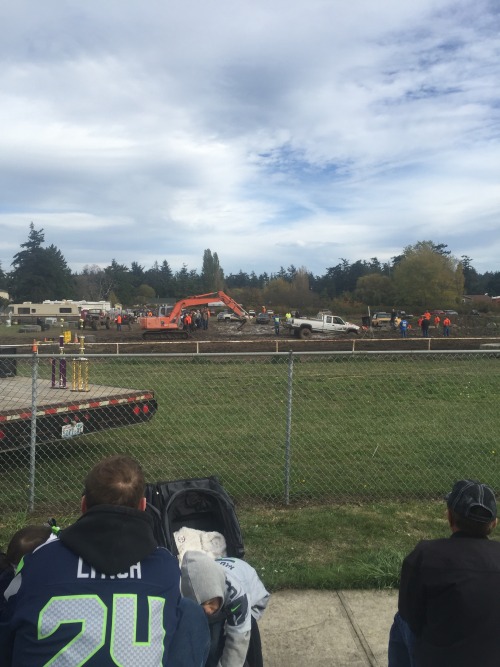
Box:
[217,311,241,322]
[248,309,256,317]
[444,310,458,316]
[431,310,446,315]
[256,312,271,324]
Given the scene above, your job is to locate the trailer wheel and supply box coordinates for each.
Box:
[299,327,312,339]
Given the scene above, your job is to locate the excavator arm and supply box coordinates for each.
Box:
[140,291,249,339]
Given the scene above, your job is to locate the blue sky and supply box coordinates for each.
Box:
[0,0,499,279]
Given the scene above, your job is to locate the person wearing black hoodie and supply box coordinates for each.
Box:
[0,455,209,666]
[388,479,500,667]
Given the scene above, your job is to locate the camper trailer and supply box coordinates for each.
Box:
[8,301,82,325]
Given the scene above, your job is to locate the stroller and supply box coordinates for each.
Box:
[145,476,264,667]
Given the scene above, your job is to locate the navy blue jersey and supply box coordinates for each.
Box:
[0,535,181,666]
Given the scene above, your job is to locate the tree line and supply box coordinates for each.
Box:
[1,224,499,313]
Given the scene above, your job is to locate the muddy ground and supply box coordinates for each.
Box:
[2,315,499,354]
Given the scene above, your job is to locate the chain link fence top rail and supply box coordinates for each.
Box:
[1,349,499,515]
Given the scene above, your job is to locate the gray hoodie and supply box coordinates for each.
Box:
[181,551,270,667]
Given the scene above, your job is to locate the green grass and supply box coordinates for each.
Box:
[1,352,500,589]
[1,499,487,590]
[2,353,500,510]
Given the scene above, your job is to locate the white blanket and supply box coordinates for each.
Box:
[174,526,227,562]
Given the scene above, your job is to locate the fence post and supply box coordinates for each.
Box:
[284,350,294,505]
[29,343,39,512]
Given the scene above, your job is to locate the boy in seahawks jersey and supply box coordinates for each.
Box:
[181,550,270,667]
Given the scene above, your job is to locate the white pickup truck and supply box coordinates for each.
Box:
[284,313,360,339]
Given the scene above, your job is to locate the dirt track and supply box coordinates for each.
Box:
[2,316,499,354]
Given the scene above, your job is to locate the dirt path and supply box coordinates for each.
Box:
[1,317,499,354]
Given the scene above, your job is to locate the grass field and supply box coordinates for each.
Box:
[0,500,459,590]
[1,350,500,588]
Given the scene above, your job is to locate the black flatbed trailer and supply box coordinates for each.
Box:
[0,376,157,453]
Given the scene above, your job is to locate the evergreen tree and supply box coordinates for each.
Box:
[144,261,162,297]
[226,270,249,288]
[9,223,74,301]
[201,249,224,291]
[461,256,483,294]
[104,259,135,305]
[129,262,145,288]
[0,262,6,290]
[159,260,174,296]
[483,272,500,296]
[174,264,190,297]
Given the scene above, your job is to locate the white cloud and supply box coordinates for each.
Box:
[0,0,499,280]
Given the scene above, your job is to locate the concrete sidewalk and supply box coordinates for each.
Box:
[259,590,398,666]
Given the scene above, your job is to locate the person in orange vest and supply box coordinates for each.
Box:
[434,315,441,329]
[115,313,122,331]
[183,312,192,332]
[443,316,451,337]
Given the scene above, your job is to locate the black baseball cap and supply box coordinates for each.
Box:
[446,479,497,524]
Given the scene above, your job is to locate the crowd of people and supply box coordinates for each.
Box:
[389,309,454,338]
[2,461,498,666]
[181,307,211,332]
[0,454,269,667]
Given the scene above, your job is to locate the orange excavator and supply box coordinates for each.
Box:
[139,291,249,340]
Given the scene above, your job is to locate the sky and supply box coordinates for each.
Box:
[1,0,499,280]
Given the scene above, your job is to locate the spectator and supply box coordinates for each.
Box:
[0,526,51,613]
[181,551,270,667]
[0,455,209,666]
[443,316,451,337]
[399,317,408,338]
[388,479,500,667]
[273,313,280,336]
[421,316,430,338]
[202,307,209,330]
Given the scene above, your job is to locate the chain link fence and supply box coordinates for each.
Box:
[1,348,500,515]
